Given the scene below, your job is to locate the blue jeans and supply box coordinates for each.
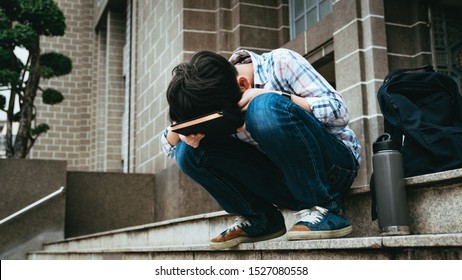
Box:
[175,93,359,225]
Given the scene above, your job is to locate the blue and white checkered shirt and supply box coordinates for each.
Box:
[161,48,362,163]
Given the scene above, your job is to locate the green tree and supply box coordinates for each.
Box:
[0,0,72,158]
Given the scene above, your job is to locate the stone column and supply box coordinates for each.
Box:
[95,10,126,172]
[332,0,389,187]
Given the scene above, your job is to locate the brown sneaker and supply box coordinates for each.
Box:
[210,216,286,249]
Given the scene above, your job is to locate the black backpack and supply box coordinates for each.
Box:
[371,65,462,221]
[377,65,462,177]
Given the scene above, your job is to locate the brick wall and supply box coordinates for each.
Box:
[28,0,435,180]
[32,0,128,172]
[135,0,290,174]
[134,0,183,173]
[30,0,94,171]
[95,10,126,172]
[183,0,289,58]
[25,0,378,180]
[328,0,390,187]
[383,0,433,68]
[25,0,293,174]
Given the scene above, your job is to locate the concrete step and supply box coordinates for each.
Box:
[346,167,462,237]
[28,233,462,260]
[28,168,462,259]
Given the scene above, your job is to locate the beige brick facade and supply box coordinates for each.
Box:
[134,0,184,173]
[28,0,462,188]
[31,0,94,171]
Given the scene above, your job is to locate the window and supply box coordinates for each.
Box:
[430,5,462,92]
[289,0,333,39]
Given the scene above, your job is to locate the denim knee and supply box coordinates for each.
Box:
[175,142,202,176]
[246,93,288,139]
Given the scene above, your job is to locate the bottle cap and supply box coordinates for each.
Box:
[373,133,400,153]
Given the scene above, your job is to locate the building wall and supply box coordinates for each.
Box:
[182,0,289,58]
[25,0,396,181]
[65,171,155,238]
[95,10,126,172]
[0,159,67,260]
[27,0,322,174]
[330,0,390,187]
[30,0,94,171]
[383,0,433,68]
[132,0,289,173]
[133,0,184,173]
[28,0,461,184]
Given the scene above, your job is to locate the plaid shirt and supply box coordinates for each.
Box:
[161,48,362,163]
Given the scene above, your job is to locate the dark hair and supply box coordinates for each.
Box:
[166,51,241,123]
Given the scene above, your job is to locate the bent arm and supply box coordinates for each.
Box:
[161,127,178,159]
[275,49,349,127]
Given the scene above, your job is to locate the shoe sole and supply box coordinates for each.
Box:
[209,228,287,250]
[287,225,353,241]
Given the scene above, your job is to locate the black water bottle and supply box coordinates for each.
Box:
[372,133,410,235]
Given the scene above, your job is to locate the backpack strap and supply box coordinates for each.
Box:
[383,64,435,82]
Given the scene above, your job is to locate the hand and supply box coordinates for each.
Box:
[238,88,269,111]
[179,133,205,148]
[236,123,246,133]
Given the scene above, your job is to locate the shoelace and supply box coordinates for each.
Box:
[294,206,328,224]
[224,216,251,233]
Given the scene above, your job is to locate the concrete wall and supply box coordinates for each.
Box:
[0,159,67,259]
[65,171,155,238]
[153,165,221,222]
[0,159,222,258]
[64,167,220,238]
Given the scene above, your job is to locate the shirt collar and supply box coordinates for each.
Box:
[229,50,267,87]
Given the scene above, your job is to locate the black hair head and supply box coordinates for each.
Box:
[166,51,242,123]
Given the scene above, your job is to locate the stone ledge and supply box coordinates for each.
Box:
[405,168,462,187]
[43,211,229,246]
[42,168,462,248]
[348,167,462,196]
[35,233,462,254]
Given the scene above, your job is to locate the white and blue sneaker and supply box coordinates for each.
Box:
[287,206,352,240]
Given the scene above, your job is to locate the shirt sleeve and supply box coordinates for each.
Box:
[160,126,176,159]
[270,49,350,128]
[305,96,350,127]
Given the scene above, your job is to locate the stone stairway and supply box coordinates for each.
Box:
[27,169,462,260]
